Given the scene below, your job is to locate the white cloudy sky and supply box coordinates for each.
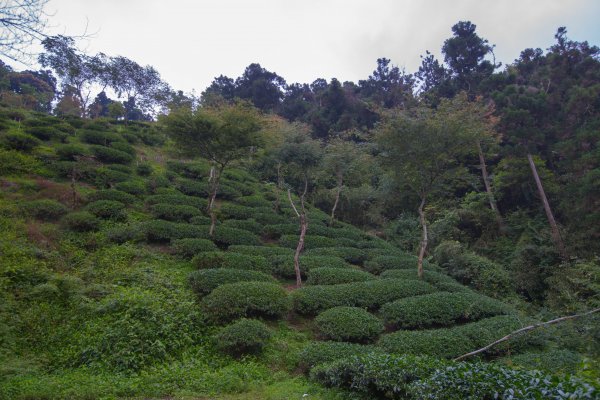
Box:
[10,0,600,93]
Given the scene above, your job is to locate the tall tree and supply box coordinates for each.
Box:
[161,102,264,236]
[0,0,49,62]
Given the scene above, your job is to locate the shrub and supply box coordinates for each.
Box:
[228,245,294,258]
[279,234,338,249]
[142,220,209,242]
[380,269,469,292]
[364,254,419,274]
[299,341,383,371]
[253,211,289,225]
[151,203,202,222]
[62,211,100,232]
[79,129,122,145]
[55,143,90,161]
[189,215,211,225]
[170,237,214,256]
[262,223,299,239]
[176,178,209,197]
[191,251,270,273]
[89,144,133,164]
[498,350,582,374]
[94,166,130,186]
[0,148,42,175]
[217,183,242,200]
[219,203,257,220]
[410,361,597,400]
[311,353,447,399]
[236,195,271,208]
[106,223,145,243]
[201,281,289,323]
[304,247,367,265]
[85,200,126,220]
[213,226,261,246]
[271,255,351,279]
[378,315,535,359]
[24,126,66,141]
[315,307,383,343]
[215,318,272,356]
[1,132,41,151]
[292,279,436,315]
[114,180,146,196]
[136,163,153,176]
[221,218,262,234]
[21,199,68,220]
[307,268,375,285]
[145,194,207,209]
[380,291,513,330]
[87,189,137,205]
[110,141,135,156]
[189,268,276,297]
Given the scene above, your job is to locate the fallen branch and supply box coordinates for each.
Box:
[453,307,600,362]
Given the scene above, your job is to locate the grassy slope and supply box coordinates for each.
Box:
[0,110,590,399]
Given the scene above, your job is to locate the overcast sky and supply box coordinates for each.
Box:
[11,0,600,93]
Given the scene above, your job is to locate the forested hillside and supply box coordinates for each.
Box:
[0,17,598,400]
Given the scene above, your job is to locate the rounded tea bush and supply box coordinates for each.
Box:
[89,145,133,164]
[87,189,137,205]
[215,318,272,356]
[21,199,68,220]
[172,238,217,258]
[191,251,270,273]
[1,132,41,151]
[55,143,90,161]
[299,341,383,371]
[85,200,126,220]
[306,268,376,285]
[150,203,202,222]
[189,268,276,297]
[201,281,290,323]
[315,306,383,343]
[62,211,100,232]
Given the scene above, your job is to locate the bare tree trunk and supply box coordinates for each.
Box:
[288,188,307,288]
[329,173,343,227]
[527,154,567,259]
[207,165,223,237]
[477,140,505,232]
[417,196,428,279]
[274,162,282,213]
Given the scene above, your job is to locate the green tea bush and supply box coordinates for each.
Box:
[306,268,375,285]
[253,211,289,225]
[191,251,270,273]
[498,349,582,374]
[87,189,137,205]
[378,315,534,359]
[219,203,258,220]
[106,223,145,243]
[151,203,202,222]
[299,341,383,371]
[89,145,134,164]
[135,163,153,176]
[24,125,66,141]
[62,211,100,232]
[176,178,209,197]
[270,255,351,279]
[262,223,299,239]
[79,129,122,145]
[311,353,446,399]
[380,269,467,293]
[315,307,383,343]
[55,143,90,161]
[223,168,257,182]
[1,132,41,151]
[145,194,207,209]
[364,254,419,274]
[304,247,367,265]
[279,234,338,249]
[235,195,272,208]
[85,200,126,220]
[114,180,146,196]
[227,245,294,258]
[189,215,211,225]
[215,318,272,356]
[217,183,242,200]
[292,279,436,315]
[221,218,263,234]
[172,238,217,258]
[411,361,597,400]
[213,226,261,246]
[21,199,68,220]
[0,148,43,175]
[201,281,290,323]
[110,141,135,156]
[167,160,211,178]
[380,291,513,330]
[142,220,209,242]
[94,166,130,186]
[189,268,276,296]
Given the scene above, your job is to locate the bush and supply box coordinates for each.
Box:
[380,269,466,290]
[380,291,513,330]
[87,189,137,205]
[189,215,211,225]
[136,163,153,176]
[85,200,126,220]
[221,218,262,234]
[227,245,294,258]
[498,349,582,374]
[215,318,272,356]
[145,194,207,209]
[150,203,202,222]
[217,183,242,200]
[1,132,40,151]
[201,281,290,323]
[62,211,100,232]
[311,353,446,399]
[142,220,209,242]
[411,361,597,400]
[236,195,272,208]
[364,254,420,274]
[299,341,383,371]
[21,199,68,220]
[279,234,338,249]
[378,315,536,359]
[191,251,270,273]
[24,126,66,141]
[304,247,367,265]
[94,166,130,186]
[89,145,133,164]
[114,180,146,196]
[172,238,217,258]
[0,148,43,175]
[213,226,261,246]
[253,211,289,225]
[271,255,351,279]
[307,268,376,285]
[292,279,436,315]
[219,203,258,220]
[106,223,145,243]
[315,307,383,343]
[55,143,90,161]
[79,129,122,145]
[189,268,276,297]
[176,178,209,197]
[110,141,135,156]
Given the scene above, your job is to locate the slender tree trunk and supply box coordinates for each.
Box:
[274,162,282,213]
[329,174,343,227]
[527,154,567,259]
[288,187,307,288]
[417,196,428,279]
[477,140,505,232]
[207,165,224,237]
